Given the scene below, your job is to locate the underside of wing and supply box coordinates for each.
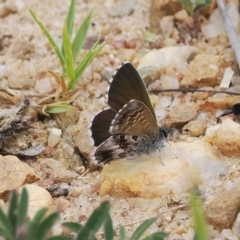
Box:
[108,62,156,120]
[94,135,140,163]
[109,100,159,138]
[91,108,116,146]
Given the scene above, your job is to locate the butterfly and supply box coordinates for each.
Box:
[91,62,167,164]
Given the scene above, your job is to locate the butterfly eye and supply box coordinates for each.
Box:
[161,129,168,139]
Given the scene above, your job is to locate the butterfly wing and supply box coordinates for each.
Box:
[108,62,156,120]
[109,100,159,138]
[94,135,148,164]
[91,108,116,146]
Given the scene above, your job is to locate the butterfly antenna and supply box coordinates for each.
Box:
[163,141,177,158]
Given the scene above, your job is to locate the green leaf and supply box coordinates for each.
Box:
[130,218,157,240]
[65,0,75,38]
[17,188,28,227]
[104,215,113,240]
[43,103,76,115]
[35,212,59,240]
[71,10,93,62]
[70,38,105,90]
[62,21,75,82]
[28,7,66,72]
[27,208,48,238]
[0,208,14,240]
[119,226,126,240]
[0,226,14,240]
[62,222,83,233]
[190,187,209,240]
[45,236,73,240]
[142,232,168,240]
[76,201,110,240]
[7,191,18,231]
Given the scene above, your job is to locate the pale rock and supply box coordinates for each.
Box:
[0,155,39,199]
[204,119,240,157]
[52,138,84,171]
[199,94,240,114]
[35,77,56,94]
[111,0,136,17]
[19,184,54,219]
[100,66,114,81]
[181,54,233,88]
[56,198,70,212]
[164,104,198,128]
[138,66,161,86]
[41,158,79,183]
[137,46,197,69]
[0,1,17,18]
[205,186,240,231]
[121,49,136,62]
[100,140,226,198]
[227,3,240,35]
[182,120,207,137]
[192,87,215,101]
[150,0,182,33]
[201,8,225,38]
[174,9,189,22]
[34,71,57,94]
[160,75,179,89]
[160,16,175,33]
[48,128,62,148]
[201,3,240,38]
[75,166,85,175]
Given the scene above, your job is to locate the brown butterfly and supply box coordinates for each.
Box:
[91,62,167,164]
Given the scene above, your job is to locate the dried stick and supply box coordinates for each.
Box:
[216,0,240,69]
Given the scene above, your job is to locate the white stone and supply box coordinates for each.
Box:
[137,46,196,69]
[19,184,54,219]
[48,128,62,148]
[100,140,226,198]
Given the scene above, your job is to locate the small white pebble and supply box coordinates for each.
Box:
[48,128,62,148]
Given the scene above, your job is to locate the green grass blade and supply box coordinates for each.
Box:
[28,7,66,71]
[190,187,209,240]
[7,191,18,231]
[104,215,113,240]
[130,218,157,240]
[17,188,28,227]
[142,232,168,240]
[0,208,14,239]
[36,212,59,240]
[27,208,48,238]
[70,39,105,90]
[0,226,14,240]
[61,0,75,56]
[119,226,126,240]
[63,21,75,82]
[62,222,83,233]
[65,0,75,38]
[45,236,73,240]
[71,10,93,62]
[76,201,110,240]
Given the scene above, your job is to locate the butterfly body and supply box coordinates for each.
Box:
[91,63,166,164]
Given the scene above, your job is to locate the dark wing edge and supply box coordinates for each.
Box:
[107,62,156,120]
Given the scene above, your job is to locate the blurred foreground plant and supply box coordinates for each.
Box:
[0,188,167,240]
[27,0,106,115]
